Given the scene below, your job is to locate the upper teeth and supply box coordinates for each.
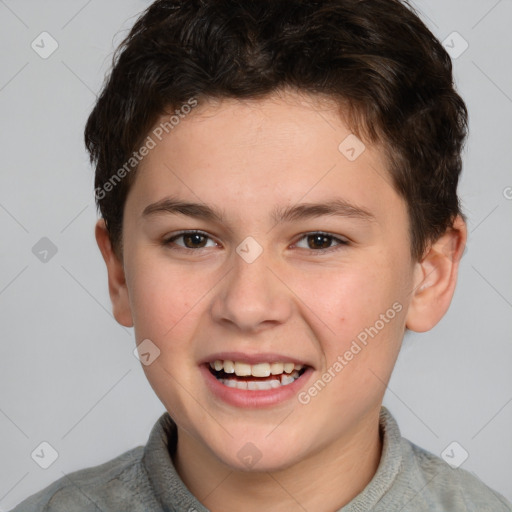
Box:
[209,360,304,377]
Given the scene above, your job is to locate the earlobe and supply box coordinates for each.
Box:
[94,219,134,327]
[405,215,467,333]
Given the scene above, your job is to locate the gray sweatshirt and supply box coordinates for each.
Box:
[10,408,512,511]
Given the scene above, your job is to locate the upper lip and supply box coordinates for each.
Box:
[200,352,312,367]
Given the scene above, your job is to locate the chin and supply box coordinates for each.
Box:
[221,449,302,474]
[202,429,310,474]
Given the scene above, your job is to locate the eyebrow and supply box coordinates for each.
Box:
[142,196,376,223]
[271,199,376,223]
[143,197,225,222]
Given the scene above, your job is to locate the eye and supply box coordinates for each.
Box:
[294,232,349,251]
[163,230,218,250]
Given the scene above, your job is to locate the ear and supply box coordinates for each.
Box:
[95,218,134,327]
[406,215,467,332]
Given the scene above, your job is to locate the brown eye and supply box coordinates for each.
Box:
[164,231,217,250]
[295,232,349,251]
[307,234,333,249]
[182,233,208,248]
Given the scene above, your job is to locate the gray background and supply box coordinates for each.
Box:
[0,0,511,508]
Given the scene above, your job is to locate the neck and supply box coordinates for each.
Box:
[174,409,383,512]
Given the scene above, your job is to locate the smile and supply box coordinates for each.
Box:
[209,360,306,390]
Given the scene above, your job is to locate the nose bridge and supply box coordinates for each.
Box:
[211,240,291,331]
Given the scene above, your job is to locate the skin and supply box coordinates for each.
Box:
[96,90,466,511]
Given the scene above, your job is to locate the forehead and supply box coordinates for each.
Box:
[128,91,404,228]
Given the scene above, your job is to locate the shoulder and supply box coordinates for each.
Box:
[397,437,512,512]
[9,446,155,512]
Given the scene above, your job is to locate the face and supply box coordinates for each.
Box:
[117,91,418,471]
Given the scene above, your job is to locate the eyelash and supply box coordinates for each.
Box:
[162,230,349,254]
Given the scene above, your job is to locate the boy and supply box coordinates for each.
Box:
[12,0,511,510]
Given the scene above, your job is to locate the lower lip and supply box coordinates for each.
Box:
[200,364,313,408]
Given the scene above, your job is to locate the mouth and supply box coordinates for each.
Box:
[208,359,308,390]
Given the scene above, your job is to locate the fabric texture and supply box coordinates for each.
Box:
[10,407,512,512]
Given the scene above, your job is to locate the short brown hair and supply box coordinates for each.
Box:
[85,0,468,261]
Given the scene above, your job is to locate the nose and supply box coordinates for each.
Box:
[210,245,293,333]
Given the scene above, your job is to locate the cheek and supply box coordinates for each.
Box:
[296,254,407,368]
[298,260,394,333]
[127,258,209,402]
[126,252,207,342]
[304,268,406,413]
